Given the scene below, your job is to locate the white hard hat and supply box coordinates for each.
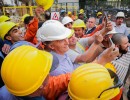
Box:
[62,16,73,25]
[116,12,125,18]
[107,28,118,35]
[37,20,71,42]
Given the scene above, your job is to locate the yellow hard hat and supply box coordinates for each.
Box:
[21,14,30,22]
[79,9,84,14]
[0,22,16,40]
[105,63,116,73]
[35,0,54,11]
[68,29,74,38]
[68,63,120,100]
[0,15,11,23]
[1,45,53,96]
[68,11,72,15]
[97,12,102,16]
[72,19,86,28]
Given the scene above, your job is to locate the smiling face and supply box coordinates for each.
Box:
[5,26,24,43]
[74,27,85,38]
[64,22,73,29]
[48,38,69,55]
[68,33,78,46]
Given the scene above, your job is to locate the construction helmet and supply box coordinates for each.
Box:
[0,22,16,40]
[35,0,54,11]
[105,63,116,73]
[72,19,86,28]
[21,14,30,22]
[116,12,125,18]
[1,45,52,96]
[62,16,73,25]
[37,20,71,42]
[68,29,75,38]
[0,15,11,23]
[68,11,72,15]
[97,12,102,16]
[68,63,121,100]
[107,28,118,35]
[79,9,84,14]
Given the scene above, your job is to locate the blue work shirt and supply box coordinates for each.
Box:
[0,86,17,100]
[0,86,46,100]
[50,51,75,76]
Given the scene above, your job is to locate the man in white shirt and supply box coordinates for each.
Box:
[112,12,129,36]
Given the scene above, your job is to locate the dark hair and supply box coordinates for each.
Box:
[44,12,51,20]
[24,16,34,24]
[43,41,52,52]
[4,26,16,40]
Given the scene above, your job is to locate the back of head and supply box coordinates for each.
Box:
[112,33,126,45]
[44,12,51,20]
[37,20,71,42]
[1,45,52,96]
[21,14,30,22]
[68,63,120,100]
[24,16,33,24]
[0,22,16,40]
[0,15,11,23]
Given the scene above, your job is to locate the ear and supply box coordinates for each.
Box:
[115,44,119,48]
[5,36,12,41]
[48,44,54,50]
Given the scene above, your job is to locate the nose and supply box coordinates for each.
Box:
[18,29,24,37]
[64,38,69,45]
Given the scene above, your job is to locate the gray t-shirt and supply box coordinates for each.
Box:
[67,38,89,63]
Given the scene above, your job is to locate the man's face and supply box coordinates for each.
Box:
[79,14,84,20]
[64,22,72,29]
[8,26,24,43]
[107,14,111,20]
[119,37,129,54]
[97,14,102,18]
[87,18,96,28]
[116,17,124,25]
[68,34,78,46]
[50,38,69,55]
[74,28,84,38]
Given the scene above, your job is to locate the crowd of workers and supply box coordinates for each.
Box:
[0,1,130,100]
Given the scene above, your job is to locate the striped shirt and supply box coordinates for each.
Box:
[111,47,130,83]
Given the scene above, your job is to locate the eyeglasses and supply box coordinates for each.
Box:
[98,69,123,98]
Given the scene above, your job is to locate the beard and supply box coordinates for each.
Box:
[119,46,128,54]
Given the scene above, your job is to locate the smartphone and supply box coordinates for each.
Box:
[104,12,108,22]
[109,37,114,46]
